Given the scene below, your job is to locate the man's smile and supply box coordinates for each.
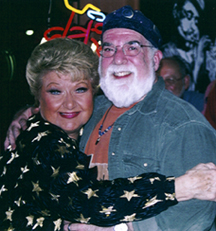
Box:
[113,71,132,78]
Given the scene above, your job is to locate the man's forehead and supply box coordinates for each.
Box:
[102,28,146,44]
[162,60,180,71]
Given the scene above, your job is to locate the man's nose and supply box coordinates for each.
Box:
[113,48,128,65]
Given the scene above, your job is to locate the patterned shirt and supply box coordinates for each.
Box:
[0,113,177,230]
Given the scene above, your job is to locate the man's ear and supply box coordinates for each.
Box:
[154,50,163,71]
[184,74,190,90]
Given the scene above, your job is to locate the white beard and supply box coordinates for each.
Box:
[99,60,156,108]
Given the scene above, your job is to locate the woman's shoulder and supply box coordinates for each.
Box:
[16,113,74,156]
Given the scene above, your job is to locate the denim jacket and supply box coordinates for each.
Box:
[80,77,216,231]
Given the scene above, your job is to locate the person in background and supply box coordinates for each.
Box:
[161,0,211,93]
[156,55,204,112]
[203,79,216,129]
[4,6,216,231]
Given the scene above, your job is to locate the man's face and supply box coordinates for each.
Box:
[157,59,185,97]
[99,28,157,108]
[177,1,200,43]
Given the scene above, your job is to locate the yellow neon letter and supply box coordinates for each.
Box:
[64,0,101,14]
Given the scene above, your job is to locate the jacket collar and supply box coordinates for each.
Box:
[127,76,165,115]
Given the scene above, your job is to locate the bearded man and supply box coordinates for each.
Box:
[76,5,216,231]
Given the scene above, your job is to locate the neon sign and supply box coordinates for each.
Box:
[63,1,100,14]
[43,2,106,56]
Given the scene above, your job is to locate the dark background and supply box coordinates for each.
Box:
[1,0,216,151]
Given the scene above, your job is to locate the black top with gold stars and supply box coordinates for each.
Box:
[0,114,177,230]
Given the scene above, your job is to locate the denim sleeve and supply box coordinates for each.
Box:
[154,122,216,231]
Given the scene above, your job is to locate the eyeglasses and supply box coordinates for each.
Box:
[100,41,153,58]
[164,77,184,86]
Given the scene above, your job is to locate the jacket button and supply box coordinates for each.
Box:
[112,152,115,156]
[144,163,148,167]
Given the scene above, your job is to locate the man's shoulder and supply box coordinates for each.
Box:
[157,90,211,129]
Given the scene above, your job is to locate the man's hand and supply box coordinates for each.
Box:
[4,106,39,150]
[175,162,216,202]
[63,222,133,231]
[63,222,114,231]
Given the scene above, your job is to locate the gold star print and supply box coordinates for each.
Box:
[165,193,176,201]
[121,213,137,222]
[68,196,73,206]
[32,153,41,165]
[21,165,29,174]
[26,215,34,226]
[128,176,142,183]
[58,138,71,148]
[83,188,99,199]
[51,166,60,178]
[19,165,30,179]
[7,225,14,231]
[120,190,140,201]
[14,197,25,207]
[32,181,43,196]
[75,214,91,224]
[53,218,62,231]
[14,183,18,188]
[5,207,14,221]
[7,151,19,164]
[75,161,85,170]
[99,206,116,216]
[39,210,51,216]
[1,166,7,177]
[55,145,69,158]
[27,121,40,131]
[28,115,36,121]
[166,176,175,181]
[149,177,161,184]
[7,145,12,151]
[32,217,45,229]
[50,193,60,203]
[32,131,49,142]
[142,195,162,209]
[67,172,82,186]
[0,185,8,196]
[18,140,25,150]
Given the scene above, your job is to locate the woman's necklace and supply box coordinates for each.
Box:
[95,105,114,145]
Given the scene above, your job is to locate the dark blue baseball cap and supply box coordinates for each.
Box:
[102,5,162,49]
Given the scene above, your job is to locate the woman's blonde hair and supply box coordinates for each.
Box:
[26,38,99,105]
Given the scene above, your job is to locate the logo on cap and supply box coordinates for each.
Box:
[122,8,134,19]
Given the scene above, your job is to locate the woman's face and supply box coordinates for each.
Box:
[177,1,200,43]
[39,71,94,139]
